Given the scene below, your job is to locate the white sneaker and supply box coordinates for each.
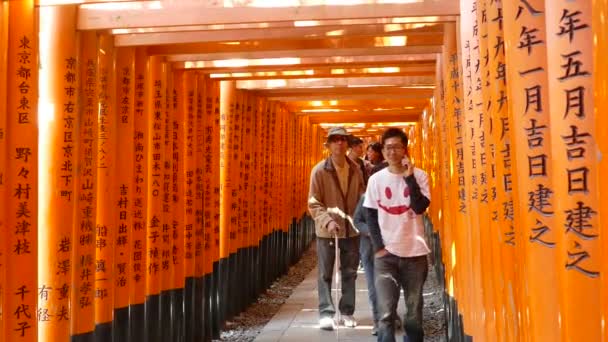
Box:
[319,316,335,331]
[342,315,357,328]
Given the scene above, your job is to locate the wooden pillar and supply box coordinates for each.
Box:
[233,91,244,258]
[474,1,498,337]
[4,1,38,341]
[145,55,166,342]
[219,81,236,262]
[252,98,264,274]
[594,0,608,340]
[545,1,601,340]
[471,0,522,338]
[113,46,135,341]
[71,30,98,339]
[160,63,174,341]
[38,5,77,341]
[458,1,484,337]
[94,32,117,339]
[0,1,7,337]
[130,46,149,341]
[200,76,214,282]
[182,71,197,342]
[191,72,204,341]
[201,76,220,338]
[440,23,461,305]
[209,79,221,278]
[503,0,560,339]
[241,94,254,284]
[170,68,185,340]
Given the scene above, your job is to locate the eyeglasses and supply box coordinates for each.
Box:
[328,136,348,143]
[383,144,405,152]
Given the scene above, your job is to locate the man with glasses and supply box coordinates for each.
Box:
[308,126,365,331]
[363,128,431,342]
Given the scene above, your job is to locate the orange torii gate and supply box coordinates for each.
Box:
[0,1,606,341]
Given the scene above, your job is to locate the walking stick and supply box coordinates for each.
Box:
[334,233,340,341]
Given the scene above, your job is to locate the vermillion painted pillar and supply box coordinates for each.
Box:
[170,68,185,341]
[219,81,234,259]
[38,5,77,341]
[0,1,7,337]
[219,80,236,325]
[421,102,437,225]
[282,109,291,234]
[474,2,498,338]
[204,77,221,338]
[212,79,222,272]
[448,16,472,334]
[4,1,38,341]
[145,55,166,342]
[268,102,278,280]
[114,46,135,341]
[242,94,254,306]
[199,74,210,271]
[546,1,601,340]
[71,30,98,340]
[160,63,174,341]
[440,23,460,307]
[595,0,608,340]
[192,72,205,341]
[274,103,281,230]
[130,46,148,341]
[476,0,522,338]
[182,70,197,342]
[503,0,560,340]
[477,4,506,340]
[231,90,243,315]
[458,1,484,337]
[200,75,213,339]
[409,119,417,163]
[95,32,117,341]
[436,51,453,296]
[262,101,272,285]
[273,105,282,276]
[253,98,265,294]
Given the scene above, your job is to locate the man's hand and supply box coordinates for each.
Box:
[402,156,414,177]
[374,248,389,258]
[327,221,340,236]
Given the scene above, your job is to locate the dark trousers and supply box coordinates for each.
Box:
[360,235,379,323]
[316,236,360,318]
[375,254,428,342]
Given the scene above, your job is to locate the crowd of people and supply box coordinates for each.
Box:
[308,126,431,342]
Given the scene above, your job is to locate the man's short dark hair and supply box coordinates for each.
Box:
[381,128,408,147]
[348,136,363,148]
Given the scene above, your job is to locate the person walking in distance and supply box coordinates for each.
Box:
[365,142,385,180]
[308,126,365,331]
[348,136,367,185]
[363,128,431,342]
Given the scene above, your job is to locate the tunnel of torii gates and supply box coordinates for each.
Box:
[0,0,607,341]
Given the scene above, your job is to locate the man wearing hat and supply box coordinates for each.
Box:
[308,126,365,330]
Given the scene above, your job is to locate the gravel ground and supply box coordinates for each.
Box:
[421,263,447,341]
[214,241,446,341]
[214,244,318,342]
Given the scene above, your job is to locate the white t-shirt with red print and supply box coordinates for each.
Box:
[363,167,431,258]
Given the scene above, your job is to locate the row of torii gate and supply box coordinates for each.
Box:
[1,0,608,341]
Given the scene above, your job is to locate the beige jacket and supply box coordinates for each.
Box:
[308,156,365,239]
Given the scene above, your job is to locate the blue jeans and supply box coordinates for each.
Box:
[375,253,428,342]
[360,235,380,323]
[316,236,360,318]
